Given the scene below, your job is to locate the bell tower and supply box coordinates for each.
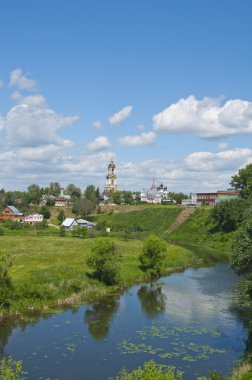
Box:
[104,159,119,194]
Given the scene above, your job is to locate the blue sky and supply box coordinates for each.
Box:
[1,0,252,193]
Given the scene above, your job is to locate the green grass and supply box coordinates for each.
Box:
[167,207,234,252]
[1,233,198,315]
[92,206,182,238]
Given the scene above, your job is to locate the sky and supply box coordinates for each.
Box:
[1,0,252,194]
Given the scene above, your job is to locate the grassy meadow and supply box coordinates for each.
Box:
[0,205,230,316]
[1,232,196,315]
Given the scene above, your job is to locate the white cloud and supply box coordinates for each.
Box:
[87,136,111,151]
[109,105,133,125]
[4,104,78,147]
[218,142,229,150]
[9,68,36,90]
[185,148,252,172]
[92,120,103,129]
[153,95,252,139]
[0,116,4,130]
[117,131,156,147]
[17,94,46,107]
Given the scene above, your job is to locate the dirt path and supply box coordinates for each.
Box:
[165,207,196,234]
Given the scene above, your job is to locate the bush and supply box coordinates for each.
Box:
[87,238,120,285]
[0,251,14,309]
[0,356,26,380]
[109,359,183,380]
[139,234,167,277]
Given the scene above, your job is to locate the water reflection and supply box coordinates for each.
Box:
[137,284,166,318]
[84,295,120,340]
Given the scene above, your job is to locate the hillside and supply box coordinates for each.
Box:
[166,206,234,251]
[92,206,182,238]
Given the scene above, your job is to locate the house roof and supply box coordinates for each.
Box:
[61,218,77,227]
[6,205,23,216]
[76,219,96,226]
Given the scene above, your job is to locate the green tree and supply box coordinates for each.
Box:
[73,198,95,217]
[65,184,81,198]
[139,234,167,277]
[57,209,65,224]
[48,182,61,197]
[112,191,121,205]
[84,185,98,206]
[210,198,243,233]
[231,163,252,198]
[230,218,252,278]
[121,191,134,205]
[27,184,41,204]
[87,238,120,285]
[39,206,51,219]
[0,252,14,309]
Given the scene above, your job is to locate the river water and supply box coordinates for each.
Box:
[1,263,248,379]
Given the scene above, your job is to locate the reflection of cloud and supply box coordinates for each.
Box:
[160,265,239,328]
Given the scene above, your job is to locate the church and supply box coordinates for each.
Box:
[104,159,119,195]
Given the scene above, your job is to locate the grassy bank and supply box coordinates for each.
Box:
[1,232,214,316]
[167,207,235,251]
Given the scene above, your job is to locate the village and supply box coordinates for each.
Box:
[0,158,240,230]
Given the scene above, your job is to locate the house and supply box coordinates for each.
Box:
[76,219,96,229]
[61,218,78,230]
[1,205,24,221]
[183,190,240,207]
[55,197,71,207]
[24,212,44,225]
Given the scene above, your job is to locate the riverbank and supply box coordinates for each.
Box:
[0,233,227,317]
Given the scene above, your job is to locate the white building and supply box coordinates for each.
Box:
[25,212,44,224]
[61,218,78,231]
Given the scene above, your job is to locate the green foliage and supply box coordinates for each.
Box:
[57,209,65,224]
[65,183,81,198]
[0,227,4,235]
[231,163,252,198]
[71,226,88,238]
[84,185,99,206]
[39,205,51,219]
[93,206,181,239]
[210,199,243,233]
[0,356,26,380]
[241,370,252,380]
[59,225,66,236]
[72,198,95,217]
[109,359,183,380]
[230,218,252,277]
[87,238,120,285]
[0,252,14,309]
[139,235,167,277]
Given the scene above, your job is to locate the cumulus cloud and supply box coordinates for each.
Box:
[109,105,133,125]
[9,68,37,90]
[4,104,78,147]
[153,95,252,139]
[87,136,111,151]
[185,148,252,172]
[117,131,156,147]
[92,120,103,130]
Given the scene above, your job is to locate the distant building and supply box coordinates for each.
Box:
[61,218,78,231]
[25,212,44,224]
[76,219,96,229]
[104,159,119,199]
[1,205,24,221]
[183,190,240,207]
[140,179,169,204]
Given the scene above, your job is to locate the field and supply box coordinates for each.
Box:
[0,205,230,316]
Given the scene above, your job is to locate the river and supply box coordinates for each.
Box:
[1,262,248,379]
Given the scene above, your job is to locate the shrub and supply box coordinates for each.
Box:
[139,234,167,277]
[0,356,26,380]
[0,251,14,309]
[87,238,120,285]
[109,359,183,380]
